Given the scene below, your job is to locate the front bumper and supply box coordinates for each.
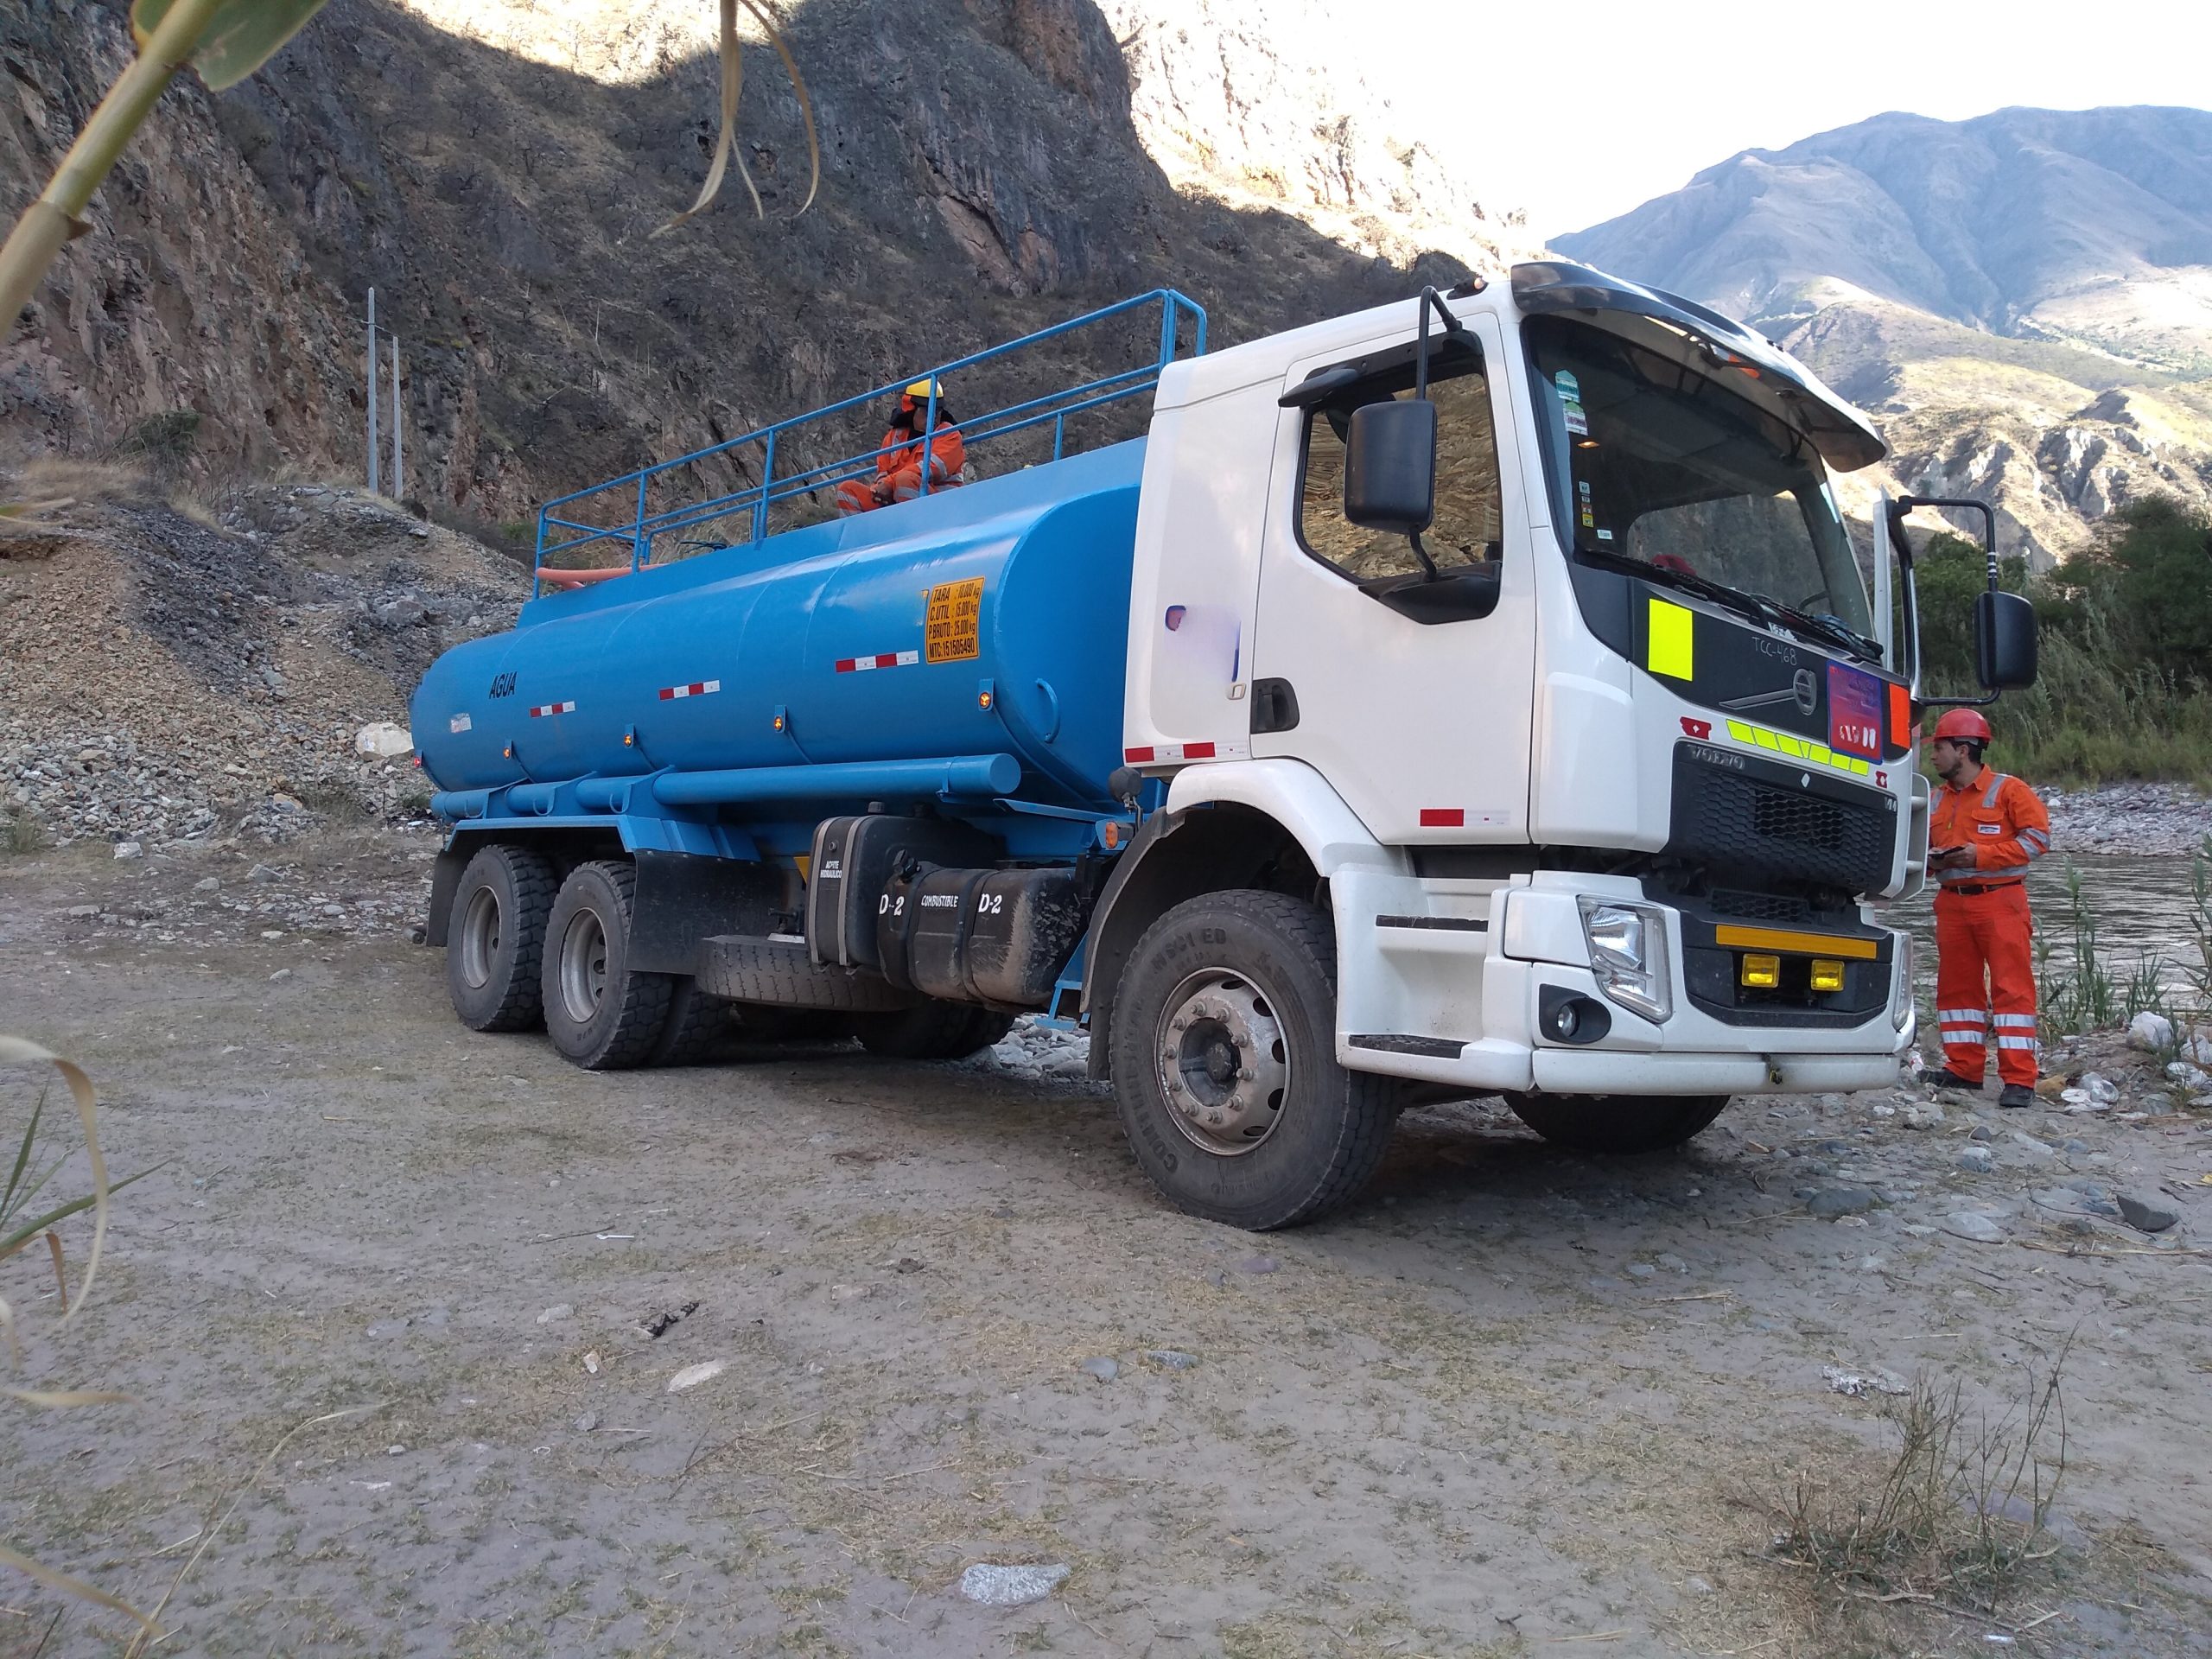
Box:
[1330,868,1911,1096]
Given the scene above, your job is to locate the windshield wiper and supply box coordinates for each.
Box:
[1585,548,1883,664]
[1759,599,1884,665]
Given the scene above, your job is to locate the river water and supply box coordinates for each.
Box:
[1882,853,2209,1015]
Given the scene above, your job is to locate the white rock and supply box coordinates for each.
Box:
[355,721,414,759]
[957,1563,1069,1607]
[2126,1012,2174,1052]
[666,1359,727,1393]
[2164,1061,2211,1090]
[112,840,142,859]
[537,1304,572,1324]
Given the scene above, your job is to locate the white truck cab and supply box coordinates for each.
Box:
[1091,262,2033,1197]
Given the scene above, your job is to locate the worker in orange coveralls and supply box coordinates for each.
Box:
[1925,708,2051,1108]
[835,379,965,515]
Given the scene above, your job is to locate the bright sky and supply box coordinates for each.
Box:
[1357,0,2212,239]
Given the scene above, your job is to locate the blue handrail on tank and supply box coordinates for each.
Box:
[531,289,1206,595]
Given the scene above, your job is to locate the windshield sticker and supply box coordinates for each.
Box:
[1595,528,1613,541]
[1555,371,1589,434]
[1827,662,1885,759]
[1577,479,1595,529]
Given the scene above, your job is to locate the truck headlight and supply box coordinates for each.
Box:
[1891,929,1915,1030]
[1577,898,1672,1025]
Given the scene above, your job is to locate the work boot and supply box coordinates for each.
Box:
[1997,1084,2036,1109]
[1929,1070,1984,1094]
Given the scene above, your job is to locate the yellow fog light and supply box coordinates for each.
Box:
[1810,958,1847,993]
[1741,953,1781,988]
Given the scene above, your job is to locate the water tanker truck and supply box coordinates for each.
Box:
[410,265,2038,1230]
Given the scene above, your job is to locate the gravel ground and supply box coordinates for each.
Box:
[3,834,2209,1658]
[2039,784,2212,858]
[1,465,524,851]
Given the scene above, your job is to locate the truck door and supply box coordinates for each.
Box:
[1249,314,1536,844]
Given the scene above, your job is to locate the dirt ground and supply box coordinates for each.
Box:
[3,833,2209,1658]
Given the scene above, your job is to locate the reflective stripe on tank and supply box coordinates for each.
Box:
[528,700,576,718]
[835,651,920,673]
[658,679,721,701]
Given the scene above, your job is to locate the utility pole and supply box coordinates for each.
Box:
[366,286,380,496]
[391,333,403,502]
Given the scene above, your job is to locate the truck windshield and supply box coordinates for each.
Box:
[1525,314,1878,658]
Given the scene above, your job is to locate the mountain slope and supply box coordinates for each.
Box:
[0,0,1531,532]
[1555,105,2212,562]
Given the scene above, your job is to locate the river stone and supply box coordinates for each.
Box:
[1942,1211,2005,1243]
[2116,1194,2179,1234]
[957,1563,1070,1607]
[1806,1185,1878,1217]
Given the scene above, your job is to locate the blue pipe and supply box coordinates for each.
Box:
[651,753,1022,808]
[431,789,490,819]
[506,782,562,815]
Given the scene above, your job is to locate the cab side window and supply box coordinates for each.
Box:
[1299,346,1503,583]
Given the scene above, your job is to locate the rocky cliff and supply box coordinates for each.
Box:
[1557,106,2212,563]
[1,0,1532,534]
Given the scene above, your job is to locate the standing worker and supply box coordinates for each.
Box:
[836,379,965,515]
[1925,709,2052,1108]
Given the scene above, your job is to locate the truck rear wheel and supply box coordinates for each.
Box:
[1507,1094,1729,1154]
[852,1001,1013,1061]
[647,977,731,1067]
[446,842,557,1033]
[1109,891,1397,1230]
[541,861,673,1070]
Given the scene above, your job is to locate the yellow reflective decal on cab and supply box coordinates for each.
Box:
[1646,599,1694,681]
[1723,717,1874,778]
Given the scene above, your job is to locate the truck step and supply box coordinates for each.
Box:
[699,936,919,1012]
[1348,1033,1467,1059]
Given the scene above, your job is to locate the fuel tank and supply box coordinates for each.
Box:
[412,441,1143,810]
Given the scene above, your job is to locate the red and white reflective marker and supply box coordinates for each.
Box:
[658,679,721,701]
[1123,741,1249,765]
[834,651,920,674]
[528,700,576,719]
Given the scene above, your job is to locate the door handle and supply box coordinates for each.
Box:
[1251,677,1300,734]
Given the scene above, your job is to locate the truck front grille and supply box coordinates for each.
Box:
[1669,743,1895,896]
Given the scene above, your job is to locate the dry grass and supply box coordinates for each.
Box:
[1760,1344,2074,1637]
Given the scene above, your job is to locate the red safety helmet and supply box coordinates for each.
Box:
[1931,708,1993,744]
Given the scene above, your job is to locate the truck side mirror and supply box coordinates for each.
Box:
[1974,589,2037,690]
[1343,399,1436,535]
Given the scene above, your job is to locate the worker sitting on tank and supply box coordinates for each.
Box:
[836,379,966,515]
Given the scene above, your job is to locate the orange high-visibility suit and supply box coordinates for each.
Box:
[1929,766,2051,1085]
[835,422,964,515]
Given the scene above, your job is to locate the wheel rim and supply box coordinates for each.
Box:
[1154,968,1290,1156]
[459,885,502,990]
[557,906,609,1024]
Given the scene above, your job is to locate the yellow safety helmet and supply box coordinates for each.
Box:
[901,377,943,404]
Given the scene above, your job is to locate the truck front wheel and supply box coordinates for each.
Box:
[1507,1094,1729,1154]
[541,861,674,1070]
[446,842,557,1033]
[1109,891,1398,1230]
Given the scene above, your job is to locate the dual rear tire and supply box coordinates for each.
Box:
[443,847,1004,1070]
[444,849,704,1070]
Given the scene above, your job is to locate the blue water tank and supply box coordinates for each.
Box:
[411,441,1143,812]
